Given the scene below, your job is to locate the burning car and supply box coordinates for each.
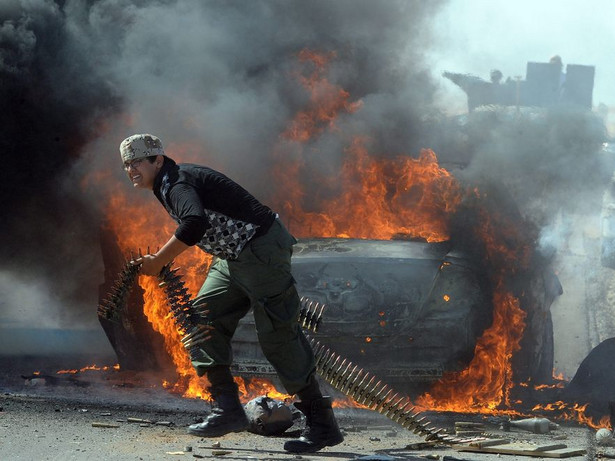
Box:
[232,237,494,393]
[99,224,560,400]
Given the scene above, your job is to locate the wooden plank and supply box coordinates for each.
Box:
[457,442,586,458]
[531,443,569,452]
[540,448,587,458]
[455,430,485,436]
[455,421,486,428]
[469,438,511,448]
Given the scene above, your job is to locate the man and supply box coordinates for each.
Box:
[549,55,566,100]
[489,69,503,85]
[119,133,343,453]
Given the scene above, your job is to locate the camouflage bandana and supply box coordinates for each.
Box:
[119,134,165,163]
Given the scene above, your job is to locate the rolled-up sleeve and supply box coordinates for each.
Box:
[168,183,208,246]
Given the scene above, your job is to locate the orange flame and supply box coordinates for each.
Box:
[272,48,531,416]
[284,49,362,142]
[104,184,289,401]
[104,192,210,398]
[56,364,119,375]
[532,401,611,429]
[417,284,526,412]
[277,139,461,241]
[94,48,604,427]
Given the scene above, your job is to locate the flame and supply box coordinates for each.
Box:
[94,48,605,427]
[284,49,362,142]
[104,191,212,399]
[532,401,611,429]
[416,284,526,412]
[276,139,461,241]
[56,364,119,375]
[553,369,566,381]
[104,185,290,401]
[272,48,528,413]
[271,51,460,241]
[236,377,290,402]
[333,395,369,409]
[533,381,565,391]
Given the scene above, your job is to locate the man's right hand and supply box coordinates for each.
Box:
[131,253,165,276]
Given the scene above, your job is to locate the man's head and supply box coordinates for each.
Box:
[119,134,165,190]
[549,55,563,70]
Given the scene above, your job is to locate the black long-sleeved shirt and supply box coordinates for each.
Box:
[153,157,276,260]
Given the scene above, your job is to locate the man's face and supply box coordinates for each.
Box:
[123,156,161,190]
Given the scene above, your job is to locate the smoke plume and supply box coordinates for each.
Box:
[1,0,609,353]
[0,0,446,332]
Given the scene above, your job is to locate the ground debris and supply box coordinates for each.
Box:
[344,425,368,432]
[454,420,486,437]
[156,420,174,426]
[468,438,510,448]
[457,439,586,458]
[354,455,398,461]
[91,422,120,428]
[127,417,153,424]
[404,441,438,450]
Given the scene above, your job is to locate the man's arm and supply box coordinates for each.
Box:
[133,235,190,276]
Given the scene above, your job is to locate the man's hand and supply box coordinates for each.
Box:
[130,236,190,277]
[132,253,165,276]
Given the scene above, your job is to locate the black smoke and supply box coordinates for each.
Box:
[0,0,119,326]
[2,0,609,339]
[454,106,609,245]
[0,0,447,329]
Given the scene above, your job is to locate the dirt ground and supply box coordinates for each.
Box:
[0,355,610,461]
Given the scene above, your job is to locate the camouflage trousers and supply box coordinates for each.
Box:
[190,219,316,395]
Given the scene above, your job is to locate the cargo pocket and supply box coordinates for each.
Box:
[254,285,300,336]
[248,238,272,265]
[275,226,297,249]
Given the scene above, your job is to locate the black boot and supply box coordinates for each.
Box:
[187,366,249,437]
[283,396,344,453]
